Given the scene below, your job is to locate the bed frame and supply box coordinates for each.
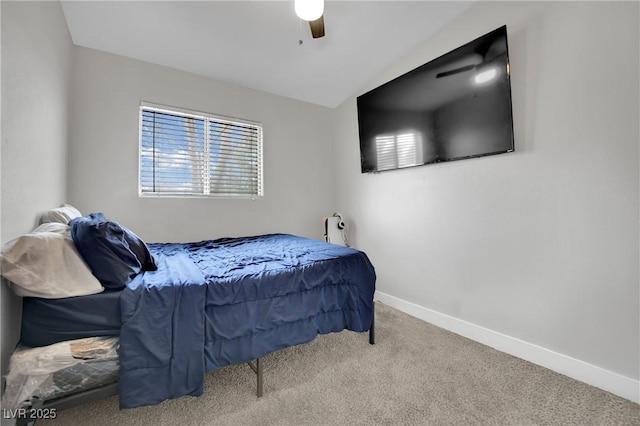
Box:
[14,308,375,426]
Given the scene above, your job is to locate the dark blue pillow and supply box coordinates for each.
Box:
[119,224,158,273]
[70,213,157,290]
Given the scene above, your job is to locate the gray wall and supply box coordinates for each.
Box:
[332,1,639,381]
[67,47,335,244]
[1,1,74,376]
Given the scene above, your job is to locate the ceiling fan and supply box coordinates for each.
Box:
[295,0,325,39]
[435,37,505,79]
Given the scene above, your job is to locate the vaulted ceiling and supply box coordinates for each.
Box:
[61,1,473,108]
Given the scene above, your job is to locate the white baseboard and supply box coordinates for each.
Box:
[374,291,640,404]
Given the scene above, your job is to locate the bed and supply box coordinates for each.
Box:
[1,208,376,421]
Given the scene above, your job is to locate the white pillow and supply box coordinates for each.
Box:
[33,222,71,236]
[1,224,104,298]
[39,204,83,225]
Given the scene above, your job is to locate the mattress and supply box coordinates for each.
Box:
[21,291,122,347]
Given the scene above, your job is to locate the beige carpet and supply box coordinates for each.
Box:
[40,302,639,425]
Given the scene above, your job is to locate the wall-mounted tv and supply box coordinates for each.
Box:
[356,26,514,173]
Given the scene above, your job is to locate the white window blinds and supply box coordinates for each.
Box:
[139,103,263,198]
[375,132,419,171]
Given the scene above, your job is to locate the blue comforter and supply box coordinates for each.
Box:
[118,234,376,409]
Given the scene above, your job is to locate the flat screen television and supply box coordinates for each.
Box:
[356,25,514,173]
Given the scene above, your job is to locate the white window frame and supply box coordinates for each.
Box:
[139,102,263,199]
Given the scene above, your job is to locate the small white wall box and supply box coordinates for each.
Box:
[324,216,347,246]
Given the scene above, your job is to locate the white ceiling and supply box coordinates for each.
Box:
[60,1,473,108]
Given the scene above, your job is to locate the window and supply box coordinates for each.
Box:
[139,103,263,198]
[375,132,420,171]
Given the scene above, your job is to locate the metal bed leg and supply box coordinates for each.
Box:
[256,358,263,397]
[247,358,263,397]
[369,304,375,345]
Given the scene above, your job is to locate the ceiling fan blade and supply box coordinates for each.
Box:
[435,64,477,79]
[309,15,325,38]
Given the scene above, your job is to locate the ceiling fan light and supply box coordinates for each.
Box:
[295,0,324,22]
[474,68,497,85]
